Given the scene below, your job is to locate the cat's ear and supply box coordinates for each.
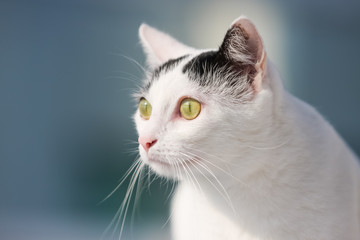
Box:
[220,17,267,92]
[139,24,194,69]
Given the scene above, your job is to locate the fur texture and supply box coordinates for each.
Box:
[134,17,360,240]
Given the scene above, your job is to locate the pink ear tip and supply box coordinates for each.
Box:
[139,23,148,31]
[139,23,147,36]
[231,15,250,26]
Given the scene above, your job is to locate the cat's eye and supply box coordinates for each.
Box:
[180,98,201,120]
[139,98,152,120]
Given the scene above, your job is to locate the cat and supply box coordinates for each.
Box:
[133,16,360,240]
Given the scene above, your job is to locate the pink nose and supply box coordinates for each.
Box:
[138,137,157,152]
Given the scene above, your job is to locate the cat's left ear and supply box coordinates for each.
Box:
[221,17,267,92]
[139,24,194,69]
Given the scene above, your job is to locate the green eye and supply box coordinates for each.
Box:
[139,98,152,120]
[180,98,201,120]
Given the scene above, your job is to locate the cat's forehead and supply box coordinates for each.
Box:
[144,50,212,93]
[140,47,254,106]
[143,54,200,103]
[144,54,191,92]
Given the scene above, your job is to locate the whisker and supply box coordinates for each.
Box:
[146,165,152,191]
[244,138,290,150]
[121,139,140,145]
[184,146,239,166]
[111,70,143,81]
[101,161,143,240]
[161,161,180,230]
[102,75,141,88]
[186,162,204,195]
[130,164,146,232]
[183,151,278,208]
[179,152,235,213]
[178,157,204,196]
[191,159,236,214]
[176,157,194,190]
[119,54,147,75]
[183,150,240,180]
[116,162,144,240]
[98,159,141,205]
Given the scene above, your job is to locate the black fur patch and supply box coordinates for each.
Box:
[182,50,255,87]
[182,26,256,90]
[144,55,189,90]
[152,55,189,79]
[182,51,224,86]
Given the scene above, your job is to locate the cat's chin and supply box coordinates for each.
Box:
[148,162,176,178]
[141,155,178,179]
[144,155,202,180]
[139,148,202,179]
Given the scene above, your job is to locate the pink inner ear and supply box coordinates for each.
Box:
[231,18,264,62]
[231,17,267,93]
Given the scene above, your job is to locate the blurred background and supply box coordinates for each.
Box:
[1,0,359,239]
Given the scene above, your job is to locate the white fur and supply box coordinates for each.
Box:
[139,23,195,69]
[134,18,360,240]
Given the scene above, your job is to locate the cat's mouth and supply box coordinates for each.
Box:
[147,156,172,167]
[147,155,200,168]
[144,153,202,179]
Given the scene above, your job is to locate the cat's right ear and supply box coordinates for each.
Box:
[139,24,194,69]
[220,17,267,92]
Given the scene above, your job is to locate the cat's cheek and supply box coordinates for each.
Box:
[137,145,174,177]
[148,163,172,178]
[147,160,178,179]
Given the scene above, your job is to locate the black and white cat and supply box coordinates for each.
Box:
[133,17,360,240]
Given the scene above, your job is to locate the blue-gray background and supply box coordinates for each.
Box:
[1,0,359,239]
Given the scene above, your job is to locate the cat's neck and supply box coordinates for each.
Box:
[177,93,353,237]
[179,64,352,226]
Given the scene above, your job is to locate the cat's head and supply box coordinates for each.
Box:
[134,17,279,179]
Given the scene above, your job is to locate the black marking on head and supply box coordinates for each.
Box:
[182,50,255,86]
[153,55,189,79]
[182,26,257,99]
[144,54,189,91]
[183,51,224,86]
